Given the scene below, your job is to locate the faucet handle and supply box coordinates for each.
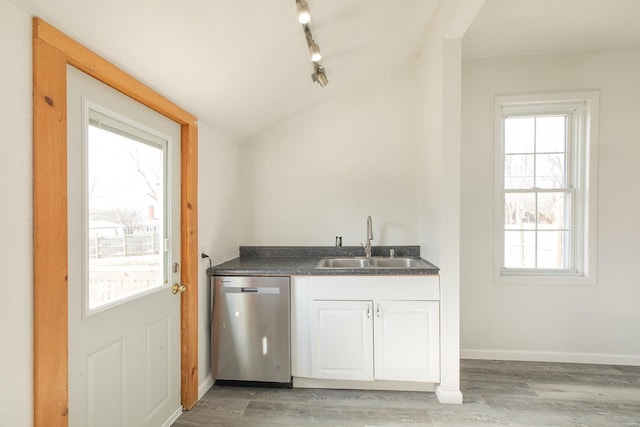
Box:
[361,242,371,257]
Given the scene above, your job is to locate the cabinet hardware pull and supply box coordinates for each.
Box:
[366,305,371,318]
[376,303,380,318]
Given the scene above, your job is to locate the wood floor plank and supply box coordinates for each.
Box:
[528,382,640,403]
[243,400,433,426]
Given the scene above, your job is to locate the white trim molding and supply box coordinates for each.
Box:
[435,386,464,404]
[293,377,436,392]
[461,349,640,366]
[161,407,183,427]
[493,91,599,286]
[198,376,215,400]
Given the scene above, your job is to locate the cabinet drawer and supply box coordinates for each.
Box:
[311,275,439,301]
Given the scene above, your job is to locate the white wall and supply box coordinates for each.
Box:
[0,1,34,425]
[239,62,421,247]
[196,124,240,392]
[461,47,640,364]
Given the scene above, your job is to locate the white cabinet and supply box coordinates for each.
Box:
[310,301,374,380]
[291,275,441,388]
[309,298,439,383]
[374,300,439,382]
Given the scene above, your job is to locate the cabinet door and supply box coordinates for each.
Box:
[310,301,374,380]
[374,300,440,382]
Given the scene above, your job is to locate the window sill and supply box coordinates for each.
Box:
[494,272,596,286]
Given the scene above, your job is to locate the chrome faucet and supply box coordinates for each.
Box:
[361,215,374,257]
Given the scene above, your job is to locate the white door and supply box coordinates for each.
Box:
[310,300,373,380]
[374,300,440,382]
[67,65,182,427]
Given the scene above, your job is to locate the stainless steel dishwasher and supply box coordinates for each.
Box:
[211,276,291,386]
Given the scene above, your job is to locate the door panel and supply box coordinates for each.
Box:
[145,316,171,416]
[87,339,124,427]
[310,300,374,380]
[67,65,181,427]
[374,300,440,382]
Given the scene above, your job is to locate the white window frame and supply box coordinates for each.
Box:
[494,92,599,285]
[82,100,172,317]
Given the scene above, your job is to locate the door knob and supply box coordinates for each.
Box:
[171,283,187,294]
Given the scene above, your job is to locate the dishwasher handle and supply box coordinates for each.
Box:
[219,286,282,295]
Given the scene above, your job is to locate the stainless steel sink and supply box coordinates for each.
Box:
[317,258,372,268]
[316,257,427,269]
[371,257,422,268]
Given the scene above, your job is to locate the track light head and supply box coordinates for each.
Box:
[309,41,321,62]
[303,25,321,62]
[296,0,311,24]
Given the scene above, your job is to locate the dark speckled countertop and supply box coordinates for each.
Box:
[207,246,440,276]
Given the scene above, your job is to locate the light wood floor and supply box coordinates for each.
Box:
[172,359,640,426]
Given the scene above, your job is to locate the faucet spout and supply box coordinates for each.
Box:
[361,215,374,257]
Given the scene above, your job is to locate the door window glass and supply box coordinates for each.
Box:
[86,109,168,311]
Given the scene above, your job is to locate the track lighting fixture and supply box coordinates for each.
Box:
[309,43,321,62]
[296,0,311,24]
[294,0,328,87]
[304,25,321,62]
[311,63,328,87]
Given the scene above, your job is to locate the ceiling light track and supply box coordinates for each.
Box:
[295,0,328,87]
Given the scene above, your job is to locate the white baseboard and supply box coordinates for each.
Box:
[435,386,463,404]
[198,376,215,399]
[461,349,640,366]
[161,406,183,427]
[160,378,213,426]
[293,377,436,392]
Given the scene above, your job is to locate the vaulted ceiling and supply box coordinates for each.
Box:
[11,0,440,142]
[9,0,640,142]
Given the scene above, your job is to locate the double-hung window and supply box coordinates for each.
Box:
[495,93,598,284]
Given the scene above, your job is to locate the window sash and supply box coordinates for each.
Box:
[498,102,583,275]
[502,188,574,271]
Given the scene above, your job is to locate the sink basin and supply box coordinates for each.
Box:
[316,257,426,269]
[317,258,372,268]
[371,258,422,268]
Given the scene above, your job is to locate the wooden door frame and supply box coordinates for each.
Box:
[32,18,198,426]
